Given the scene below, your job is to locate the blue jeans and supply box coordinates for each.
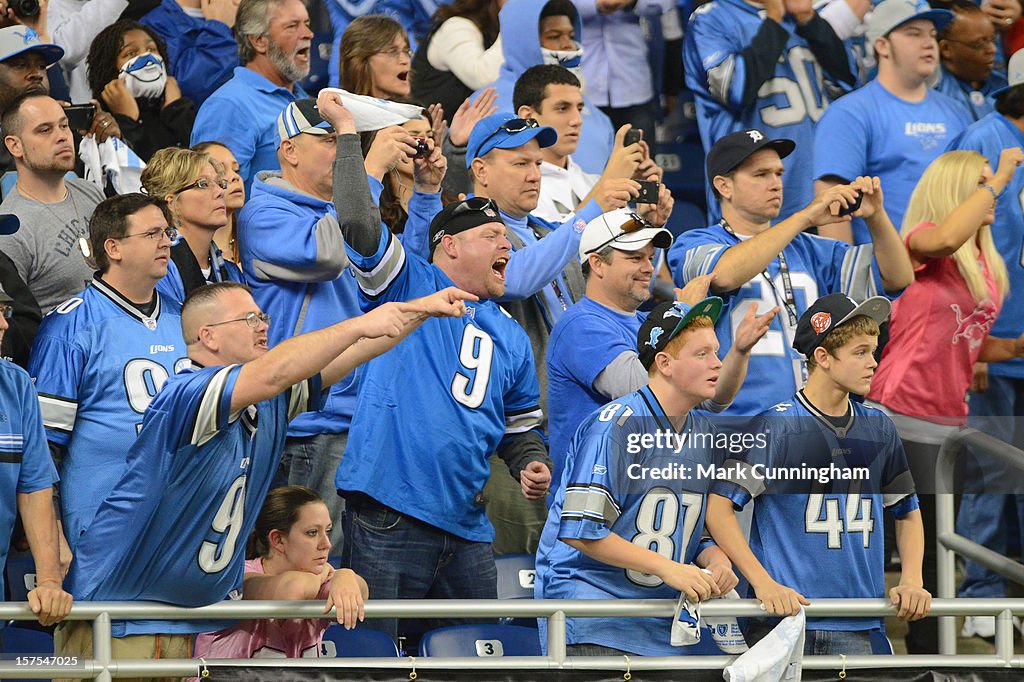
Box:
[746,620,873,656]
[281,432,348,550]
[341,495,498,640]
[958,374,1024,598]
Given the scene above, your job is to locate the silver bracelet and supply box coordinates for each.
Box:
[980,183,1000,201]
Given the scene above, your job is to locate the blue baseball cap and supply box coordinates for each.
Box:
[466,113,557,168]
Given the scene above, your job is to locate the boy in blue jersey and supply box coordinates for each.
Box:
[684,0,856,223]
[668,129,914,416]
[0,286,72,628]
[63,281,470,662]
[28,194,189,569]
[536,298,737,656]
[813,0,969,245]
[947,53,1024,640]
[705,293,930,655]
[319,90,555,640]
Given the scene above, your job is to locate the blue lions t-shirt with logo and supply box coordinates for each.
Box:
[813,79,970,244]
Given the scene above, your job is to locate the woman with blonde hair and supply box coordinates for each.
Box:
[141,147,244,305]
[339,16,413,100]
[867,147,1024,654]
[192,141,246,264]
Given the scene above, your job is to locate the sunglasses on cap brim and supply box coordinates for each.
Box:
[584,212,656,256]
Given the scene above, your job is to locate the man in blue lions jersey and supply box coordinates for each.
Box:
[947,52,1024,640]
[536,298,739,656]
[684,0,856,223]
[28,194,189,566]
[706,293,929,655]
[319,89,555,640]
[667,130,913,417]
[65,282,468,660]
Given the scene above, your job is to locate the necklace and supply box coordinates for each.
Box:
[17,181,90,259]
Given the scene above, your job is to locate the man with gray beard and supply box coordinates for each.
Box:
[191,0,314,193]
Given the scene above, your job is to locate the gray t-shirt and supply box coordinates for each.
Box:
[0,178,104,310]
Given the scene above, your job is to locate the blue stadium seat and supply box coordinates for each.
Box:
[1,624,55,682]
[663,200,708,240]
[419,624,542,657]
[494,554,535,600]
[1,172,16,200]
[4,555,36,602]
[326,556,343,570]
[319,624,399,658]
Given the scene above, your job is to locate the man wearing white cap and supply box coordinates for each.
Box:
[814,0,970,245]
[546,208,774,481]
[948,48,1024,641]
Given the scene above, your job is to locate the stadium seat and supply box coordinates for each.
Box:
[319,624,399,658]
[1,625,55,682]
[494,554,535,600]
[4,555,36,602]
[419,624,542,657]
[0,172,16,199]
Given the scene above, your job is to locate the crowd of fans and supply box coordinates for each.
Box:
[2,0,1024,672]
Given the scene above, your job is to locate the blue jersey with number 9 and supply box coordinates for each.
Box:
[337,227,543,543]
[71,364,322,636]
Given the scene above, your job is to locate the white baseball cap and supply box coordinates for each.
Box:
[993,49,1024,98]
[579,209,672,263]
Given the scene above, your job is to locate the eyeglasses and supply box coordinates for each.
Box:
[944,37,998,51]
[204,311,272,329]
[584,212,653,256]
[476,118,540,155]
[119,226,178,242]
[376,46,413,60]
[0,304,12,320]
[176,177,229,194]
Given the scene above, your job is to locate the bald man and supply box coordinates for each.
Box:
[59,281,471,661]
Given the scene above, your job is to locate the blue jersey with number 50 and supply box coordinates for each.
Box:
[71,364,321,636]
[28,278,187,553]
[668,224,890,416]
[684,0,853,222]
[338,227,543,543]
[536,386,717,656]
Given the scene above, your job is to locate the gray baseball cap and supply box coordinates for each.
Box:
[993,49,1024,98]
[865,0,953,49]
[0,26,63,67]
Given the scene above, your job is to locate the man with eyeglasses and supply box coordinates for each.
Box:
[0,281,74,631]
[318,90,554,641]
[28,193,188,577]
[64,281,470,666]
[191,0,314,193]
[812,0,970,245]
[935,0,1007,123]
[0,93,106,311]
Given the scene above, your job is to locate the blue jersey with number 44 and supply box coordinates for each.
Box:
[71,364,322,636]
[713,392,918,630]
[536,387,719,656]
[338,227,542,543]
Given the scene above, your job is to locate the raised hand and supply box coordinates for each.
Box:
[449,88,498,147]
[734,303,778,354]
[316,90,355,134]
[412,138,448,193]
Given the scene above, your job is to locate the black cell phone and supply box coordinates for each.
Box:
[624,128,643,146]
[636,180,660,204]
[63,103,96,131]
[837,190,863,217]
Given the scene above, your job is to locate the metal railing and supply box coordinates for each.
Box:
[3,598,1024,680]
[936,427,1024,655]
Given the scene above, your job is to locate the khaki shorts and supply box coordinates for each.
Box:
[54,621,194,682]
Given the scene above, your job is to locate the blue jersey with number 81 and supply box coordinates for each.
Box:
[536,387,719,656]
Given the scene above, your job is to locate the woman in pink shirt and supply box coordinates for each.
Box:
[194,486,368,660]
[867,147,1024,654]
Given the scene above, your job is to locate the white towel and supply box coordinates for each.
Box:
[723,609,805,682]
[79,136,146,195]
[670,586,750,653]
[320,88,424,132]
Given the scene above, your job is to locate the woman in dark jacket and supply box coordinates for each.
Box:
[86,20,195,162]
